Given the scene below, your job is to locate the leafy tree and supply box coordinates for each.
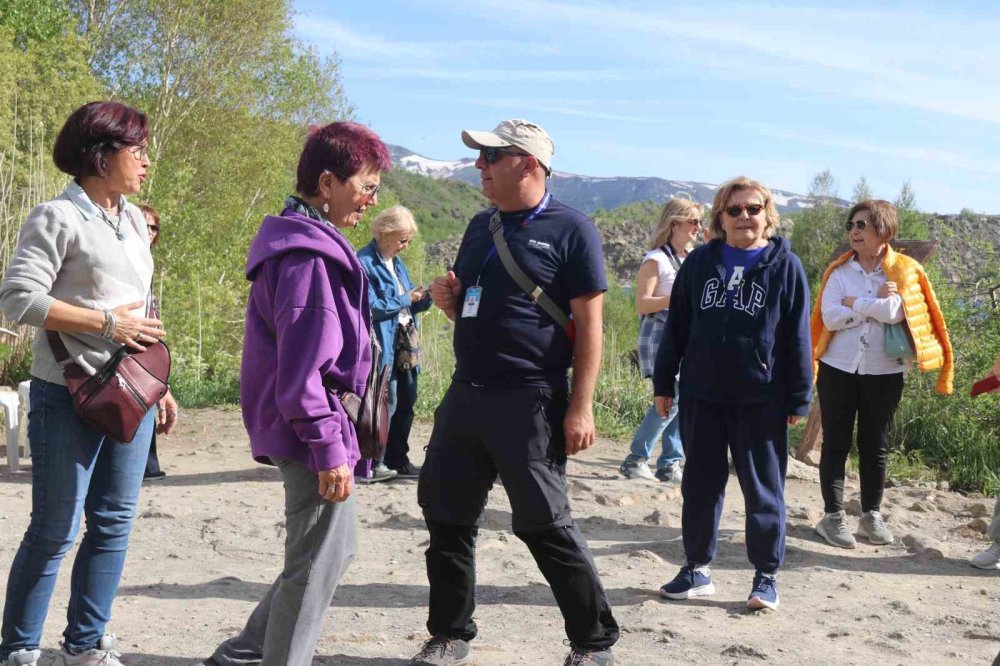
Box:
[851,175,872,204]
[789,169,844,289]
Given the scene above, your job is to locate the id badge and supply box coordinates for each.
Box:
[462,286,482,318]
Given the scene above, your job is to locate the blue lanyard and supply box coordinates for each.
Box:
[477,192,551,283]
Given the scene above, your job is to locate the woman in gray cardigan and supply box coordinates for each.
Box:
[0,101,178,666]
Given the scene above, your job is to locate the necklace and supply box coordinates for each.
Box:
[96,207,125,241]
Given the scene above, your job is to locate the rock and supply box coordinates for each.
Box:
[936,480,950,491]
[721,645,767,660]
[788,505,823,523]
[629,550,664,564]
[644,510,671,527]
[964,629,1000,641]
[844,498,863,516]
[803,450,822,468]
[902,534,949,559]
[139,509,176,519]
[845,470,860,481]
[595,493,636,508]
[908,501,936,513]
[729,532,747,545]
[787,457,820,482]
[965,503,991,518]
[656,487,681,502]
[568,480,594,494]
[964,518,990,534]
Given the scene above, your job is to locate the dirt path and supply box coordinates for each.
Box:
[0,406,997,665]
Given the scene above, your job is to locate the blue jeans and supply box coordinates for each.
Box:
[624,384,683,470]
[0,378,155,657]
[384,366,418,470]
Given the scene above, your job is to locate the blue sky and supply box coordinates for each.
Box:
[292,1,999,213]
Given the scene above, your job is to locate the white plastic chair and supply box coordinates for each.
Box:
[17,380,30,458]
[0,389,20,471]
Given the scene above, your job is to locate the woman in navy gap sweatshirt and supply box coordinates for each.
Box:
[652,176,812,612]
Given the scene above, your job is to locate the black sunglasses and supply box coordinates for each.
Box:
[845,220,869,231]
[724,203,765,217]
[480,146,531,164]
[147,225,160,233]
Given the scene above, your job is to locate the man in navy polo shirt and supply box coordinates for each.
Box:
[409,120,618,666]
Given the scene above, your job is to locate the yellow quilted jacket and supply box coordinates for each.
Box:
[810,245,953,395]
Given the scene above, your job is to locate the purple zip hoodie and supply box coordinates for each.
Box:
[241,209,372,473]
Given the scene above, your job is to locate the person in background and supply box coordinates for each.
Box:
[970,356,1000,570]
[195,121,390,666]
[413,119,618,666]
[357,205,432,481]
[811,200,953,549]
[138,204,166,482]
[618,197,703,484]
[653,176,812,612]
[0,101,178,666]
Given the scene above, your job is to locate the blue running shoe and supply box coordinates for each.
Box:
[747,571,779,611]
[659,564,715,600]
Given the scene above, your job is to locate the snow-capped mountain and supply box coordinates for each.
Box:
[388,144,846,213]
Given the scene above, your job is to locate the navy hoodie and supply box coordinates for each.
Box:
[652,236,813,416]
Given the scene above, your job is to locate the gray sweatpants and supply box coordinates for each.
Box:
[210,458,358,666]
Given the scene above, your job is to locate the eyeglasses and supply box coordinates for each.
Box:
[127,145,149,161]
[724,203,765,217]
[354,179,379,201]
[688,218,703,228]
[480,146,531,165]
[397,237,411,246]
[845,219,870,231]
[147,225,160,233]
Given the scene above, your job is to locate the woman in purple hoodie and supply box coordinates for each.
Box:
[196,122,390,666]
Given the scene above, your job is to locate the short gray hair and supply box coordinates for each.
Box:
[371,205,418,241]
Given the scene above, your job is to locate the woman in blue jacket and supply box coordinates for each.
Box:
[357,205,432,482]
[653,177,812,612]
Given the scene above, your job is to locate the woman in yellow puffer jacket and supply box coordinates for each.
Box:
[809,199,952,551]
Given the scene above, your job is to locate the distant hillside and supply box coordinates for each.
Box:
[380,167,487,245]
[388,144,849,214]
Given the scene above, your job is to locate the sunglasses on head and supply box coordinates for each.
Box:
[724,203,764,217]
[480,146,531,164]
[845,219,869,231]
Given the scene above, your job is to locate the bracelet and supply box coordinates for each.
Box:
[101,309,117,340]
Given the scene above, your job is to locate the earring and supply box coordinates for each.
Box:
[322,202,329,214]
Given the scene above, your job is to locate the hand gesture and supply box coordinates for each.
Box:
[878,281,898,298]
[111,300,166,351]
[431,271,462,318]
[317,464,353,502]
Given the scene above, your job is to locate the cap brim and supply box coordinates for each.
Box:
[461,129,512,150]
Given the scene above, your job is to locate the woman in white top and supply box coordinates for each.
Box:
[814,200,906,549]
[619,198,704,483]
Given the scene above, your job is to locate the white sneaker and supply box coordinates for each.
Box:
[619,460,656,481]
[5,649,40,666]
[970,542,1000,570]
[59,635,124,666]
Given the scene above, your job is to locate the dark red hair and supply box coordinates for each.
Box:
[296,122,391,195]
[52,101,148,178]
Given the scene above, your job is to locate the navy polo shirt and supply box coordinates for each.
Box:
[451,196,607,389]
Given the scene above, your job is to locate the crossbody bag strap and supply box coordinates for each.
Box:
[488,214,571,332]
[660,244,682,272]
[46,330,71,364]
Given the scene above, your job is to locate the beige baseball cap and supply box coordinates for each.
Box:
[461,119,554,172]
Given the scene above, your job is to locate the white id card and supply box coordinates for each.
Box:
[461,286,482,318]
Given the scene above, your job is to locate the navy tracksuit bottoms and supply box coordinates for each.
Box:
[679,397,788,574]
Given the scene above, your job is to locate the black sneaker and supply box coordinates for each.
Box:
[143,471,167,482]
[564,645,615,665]
[392,461,421,479]
[408,636,471,665]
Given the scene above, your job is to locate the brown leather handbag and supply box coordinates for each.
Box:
[329,331,389,460]
[47,331,171,443]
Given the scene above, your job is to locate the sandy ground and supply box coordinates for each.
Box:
[0,406,997,665]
